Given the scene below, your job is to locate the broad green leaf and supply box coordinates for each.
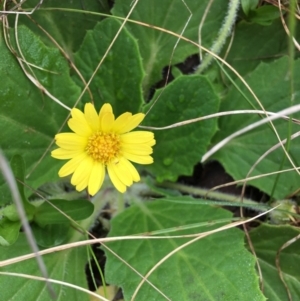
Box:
[250,224,300,300]
[19,0,110,54]
[104,199,265,301]
[0,234,90,301]
[0,24,81,204]
[0,218,20,246]
[112,0,228,94]
[74,18,144,116]
[34,199,94,226]
[143,75,219,181]
[31,223,70,247]
[9,155,27,203]
[224,19,298,77]
[9,155,36,217]
[212,57,300,199]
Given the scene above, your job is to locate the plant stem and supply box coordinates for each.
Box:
[197,0,240,73]
[160,181,266,211]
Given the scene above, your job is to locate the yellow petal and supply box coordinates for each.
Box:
[113,112,132,131]
[58,153,87,177]
[51,148,83,160]
[107,164,126,193]
[122,144,153,155]
[116,113,145,134]
[84,103,100,131]
[119,158,140,182]
[75,173,90,191]
[101,112,115,132]
[71,156,93,186]
[88,162,105,196]
[70,107,85,121]
[123,152,154,164]
[55,133,87,150]
[109,160,133,186]
[68,118,92,137]
[99,103,112,118]
[121,131,154,144]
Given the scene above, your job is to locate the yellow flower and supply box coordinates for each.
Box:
[51,103,155,195]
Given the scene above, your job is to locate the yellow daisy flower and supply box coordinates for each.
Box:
[51,103,155,195]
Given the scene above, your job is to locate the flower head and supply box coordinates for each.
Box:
[51,103,155,195]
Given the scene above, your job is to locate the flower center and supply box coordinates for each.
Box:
[86,131,121,164]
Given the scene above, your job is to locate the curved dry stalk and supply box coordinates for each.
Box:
[208,166,300,193]
[74,0,140,106]
[139,109,300,130]
[198,0,214,62]
[278,0,300,51]
[0,271,110,301]
[0,151,55,298]
[0,0,43,16]
[241,131,300,195]
[242,219,264,292]
[24,14,94,102]
[145,0,192,115]
[201,104,300,176]
[130,209,275,301]
[100,243,172,301]
[275,233,300,301]
[0,207,275,269]
[2,11,71,110]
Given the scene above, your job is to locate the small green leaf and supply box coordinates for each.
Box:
[250,224,300,300]
[0,233,90,301]
[241,0,259,15]
[31,223,70,248]
[2,204,20,222]
[143,75,219,181]
[74,18,144,116]
[248,6,281,26]
[224,19,291,77]
[0,218,20,246]
[9,155,36,217]
[34,199,94,226]
[104,199,265,301]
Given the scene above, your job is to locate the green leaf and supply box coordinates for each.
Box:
[212,57,300,199]
[0,24,81,204]
[250,224,300,300]
[2,204,20,222]
[104,199,265,301]
[31,223,70,247]
[112,0,229,94]
[34,199,94,226]
[0,233,90,301]
[20,0,110,54]
[143,75,219,181]
[9,155,27,202]
[9,155,36,218]
[241,0,259,15]
[0,218,20,246]
[224,19,294,77]
[248,6,281,26]
[74,18,144,116]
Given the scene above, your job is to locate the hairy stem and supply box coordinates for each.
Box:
[197,0,240,73]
